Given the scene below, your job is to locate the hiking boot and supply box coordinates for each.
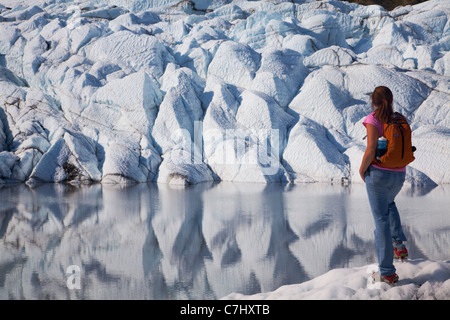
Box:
[371,272,399,284]
[394,245,408,260]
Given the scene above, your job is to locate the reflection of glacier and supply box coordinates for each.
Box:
[0,182,449,299]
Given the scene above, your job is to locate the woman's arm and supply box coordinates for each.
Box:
[359,124,378,182]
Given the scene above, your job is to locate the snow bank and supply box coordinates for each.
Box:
[223,259,450,300]
[0,0,448,186]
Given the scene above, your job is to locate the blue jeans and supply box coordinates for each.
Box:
[365,166,407,276]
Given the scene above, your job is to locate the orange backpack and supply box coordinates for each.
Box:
[374,112,415,169]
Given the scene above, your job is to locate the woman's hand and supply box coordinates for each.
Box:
[359,124,378,183]
[359,168,366,183]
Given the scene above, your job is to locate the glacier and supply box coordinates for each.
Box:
[0,0,449,186]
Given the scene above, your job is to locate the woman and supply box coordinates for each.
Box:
[359,86,408,284]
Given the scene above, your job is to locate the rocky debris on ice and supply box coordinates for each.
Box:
[0,0,448,186]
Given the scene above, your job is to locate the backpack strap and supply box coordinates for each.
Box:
[383,112,406,134]
[399,125,405,159]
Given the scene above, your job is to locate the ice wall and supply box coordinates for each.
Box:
[0,0,448,185]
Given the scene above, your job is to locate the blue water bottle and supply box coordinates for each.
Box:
[376,137,387,161]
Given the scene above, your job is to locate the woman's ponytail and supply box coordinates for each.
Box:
[371,86,393,124]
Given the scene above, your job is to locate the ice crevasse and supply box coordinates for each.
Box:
[0,0,449,186]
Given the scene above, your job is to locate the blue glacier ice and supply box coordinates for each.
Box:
[0,0,448,185]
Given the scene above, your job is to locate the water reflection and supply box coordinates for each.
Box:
[0,182,449,299]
